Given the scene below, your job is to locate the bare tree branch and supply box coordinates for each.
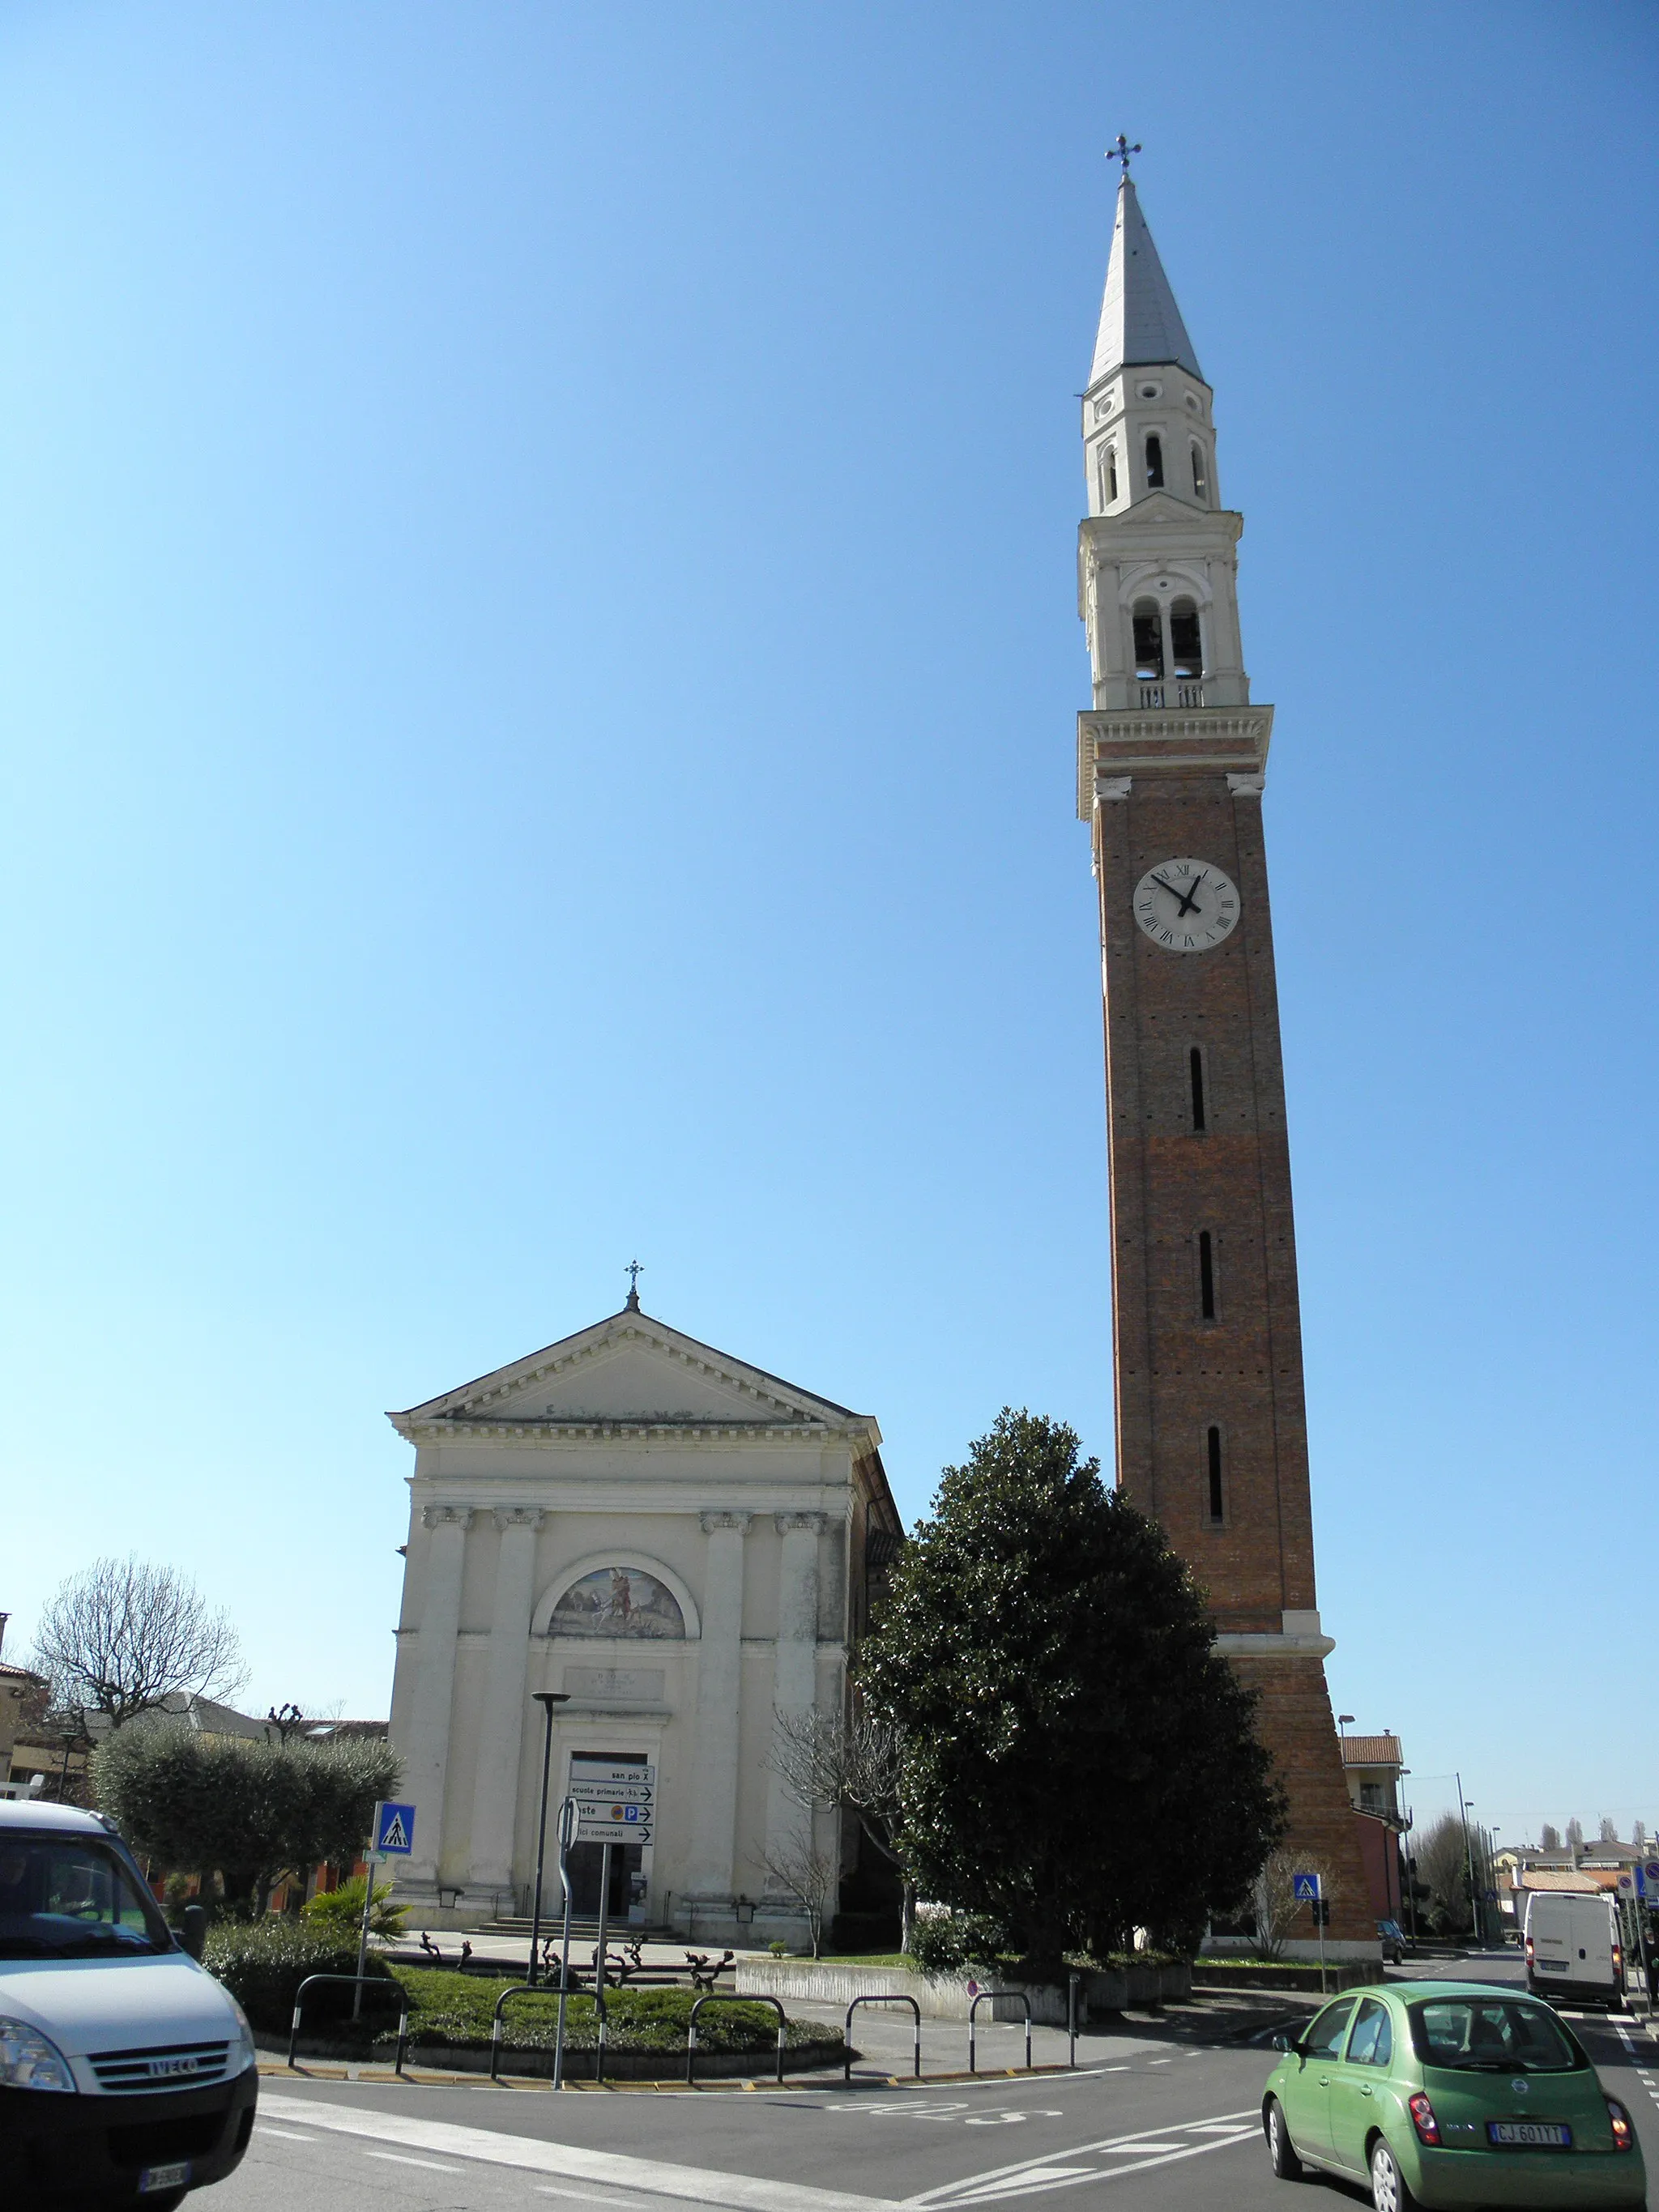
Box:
[29,1556,247,1729]
[1252,1848,1342,1960]
[758,1831,839,1959]
[768,1702,914,1948]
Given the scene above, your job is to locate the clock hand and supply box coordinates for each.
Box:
[1152,870,1206,918]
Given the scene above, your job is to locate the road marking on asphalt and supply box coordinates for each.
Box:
[535,2189,659,2208]
[901,2108,1260,2207]
[257,2126,319,2142]
[365,2151,467,2172]
[259,2093,891,2212]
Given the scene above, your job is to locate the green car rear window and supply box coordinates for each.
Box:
[1408,1998,1584,2073]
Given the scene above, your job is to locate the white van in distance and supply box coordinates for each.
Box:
[1524,1889,1627,2010]
[0,1799,257,2206]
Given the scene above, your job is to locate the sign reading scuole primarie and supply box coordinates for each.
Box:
[568,1756,655,1847]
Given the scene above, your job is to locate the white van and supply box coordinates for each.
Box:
[0,1799,257,2206]
[1524,1889,1627,2010]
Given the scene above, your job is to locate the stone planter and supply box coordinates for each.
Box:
[735,1957,1192,2023]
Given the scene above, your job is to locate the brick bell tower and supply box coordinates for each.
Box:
[1077,149,1373,1953]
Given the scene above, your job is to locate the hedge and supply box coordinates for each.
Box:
[204,1923,396,2031]
[202,1926,834,2055]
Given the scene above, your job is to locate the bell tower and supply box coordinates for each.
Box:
[1077,151,1374,1951]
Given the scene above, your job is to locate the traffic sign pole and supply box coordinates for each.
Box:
[552,1795,577,2090]
[354,1845,378,2020]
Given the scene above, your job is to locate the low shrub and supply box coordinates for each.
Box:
[303,1877,407,1938]
[907,1911,1006,1976]
[387,1973,834,2056]
[204,1921,395,2032]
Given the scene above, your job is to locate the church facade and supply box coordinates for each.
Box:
[386,1296,901,1943]
[1076,158,1376,1953]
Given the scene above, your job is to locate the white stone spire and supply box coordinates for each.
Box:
[1075,164,1272,811]
[1089,175,1203,388]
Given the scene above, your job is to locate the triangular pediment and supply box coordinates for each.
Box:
[390,1309,876,1437]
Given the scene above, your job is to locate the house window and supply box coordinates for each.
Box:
[1132,599,1164,679]
[1189,1046,1207,1132]
[1191,442,1209,500]
[1198,1230,1216,1320]
[1169,599,1202,678]
[1145,434,1164,488]
[1360,1782,1384,1813]
[1206,1426,1225,1524]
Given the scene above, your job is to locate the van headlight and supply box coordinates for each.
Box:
[0,2018,77,2092]
[228,1998,257,2073]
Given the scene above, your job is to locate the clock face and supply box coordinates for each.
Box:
[1133,858,1241,953]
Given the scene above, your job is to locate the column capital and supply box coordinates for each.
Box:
[492,1506,546,1532]
[774,1511,826,1537]
[700,1509,753,1536]
[422,1503,476,1530]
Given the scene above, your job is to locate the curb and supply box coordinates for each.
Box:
[256,2058,1077,2094]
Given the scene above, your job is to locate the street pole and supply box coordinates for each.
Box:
[527,1691,570,1988]
[1457,1775,1479,1950]
[1316,1874,1327,1996]
[595,1840,613,1997]
[353,1846,377,2022]
[552,1796,577,2091]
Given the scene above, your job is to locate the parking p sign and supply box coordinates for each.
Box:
[373,1801,416,1856]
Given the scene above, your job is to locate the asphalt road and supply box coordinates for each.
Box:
[196,1975,1659,2212]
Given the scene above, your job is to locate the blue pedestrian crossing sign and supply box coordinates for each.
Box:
[373,1801,416,1856]
[1292,1871,1323,1902]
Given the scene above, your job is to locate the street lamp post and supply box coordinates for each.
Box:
[527,1692,570,1986]
[1457,1775,1480,1950]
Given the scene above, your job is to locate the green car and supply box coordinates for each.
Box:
[1262,1981,1646,2210]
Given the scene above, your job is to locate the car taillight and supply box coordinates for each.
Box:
[1611,1943,1623,1975]
[1409,2093,1441,2146]
[1607,2099,1635,2152]
[1525,1936,1533,1966]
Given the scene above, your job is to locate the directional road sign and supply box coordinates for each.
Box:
[569,1759,655,1847]
[373,1801,416,1856]
[1292,1871,1322,1903]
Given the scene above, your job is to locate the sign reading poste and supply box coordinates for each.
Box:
[568,1755,655,1848]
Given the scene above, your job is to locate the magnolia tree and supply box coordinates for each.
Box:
[858,1409,1284,1962]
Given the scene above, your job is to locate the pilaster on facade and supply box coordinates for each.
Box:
[421,1502,476,1530]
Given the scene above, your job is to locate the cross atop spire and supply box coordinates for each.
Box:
[624,1259,643,1312]
[1105,133,1141,180]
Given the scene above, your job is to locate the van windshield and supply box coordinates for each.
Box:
[0,1834,173,1958]
[1408,1998,1584,2074]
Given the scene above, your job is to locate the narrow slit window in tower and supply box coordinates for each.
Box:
[1098,441,1119,508]
[1191,442,1209,500]
[1206,1427,1225,1525]
[1199,1231,1216,1319]
[1189,1046,1207,1131]
[1145,433,1164,488]
[1132,600,1164,680]
[1170,599,1202,678]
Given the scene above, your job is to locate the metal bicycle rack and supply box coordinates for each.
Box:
[288,1973,409,2075]
[685,1993,787,2086]
[967,1988,1032,2075]
[491,1978,608,2083]
[842,1993,922,2084]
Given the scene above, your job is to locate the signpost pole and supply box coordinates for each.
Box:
[595,1842,613,1999]
[353,1843,377,2021]
[552,1796,577,2091]
[1316,1874,1327,1996]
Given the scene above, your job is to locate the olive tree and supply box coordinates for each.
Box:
[95,1724,399,1915]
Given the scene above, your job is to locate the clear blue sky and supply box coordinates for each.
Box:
[2,3,1655,1849]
